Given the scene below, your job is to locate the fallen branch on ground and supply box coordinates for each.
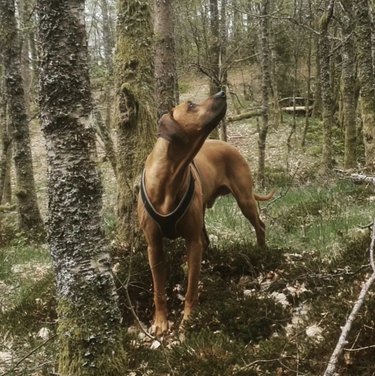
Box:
[323,218,375,376]
[227,109,262,122]
[335,169,375,186]
[349,173,375,186]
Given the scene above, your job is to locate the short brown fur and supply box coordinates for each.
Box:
[138,92,274,336]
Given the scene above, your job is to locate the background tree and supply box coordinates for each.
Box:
[354,0,375,171]
[318,0,335,172]
[257,0,272,187]
[0,63,12,204]
[115,0,156,244]
[0,0,44,236]
[154,0,178,118]
[340,0,358,169]
[37,0,127,373]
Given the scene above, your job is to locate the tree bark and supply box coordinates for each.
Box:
[341,0,358,169]
[219,0,228,141]
[100,0,114,75]
[257,0,271,188]
[98,0,116,178]
[0,0,44,237]
[318,0,335,173]
[209,0,221,96]
[0,66,12,204]
[0,98,12,204]
[154,0,178,118]
[301,0,313,147]
[115,0,156,245]
[37,0,127,374]
[354,0,375,171]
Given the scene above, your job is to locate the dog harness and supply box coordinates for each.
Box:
[140,168,195,239]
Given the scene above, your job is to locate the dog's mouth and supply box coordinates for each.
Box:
[204,92,227,133]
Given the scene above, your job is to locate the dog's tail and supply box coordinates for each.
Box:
[254,189,276,202]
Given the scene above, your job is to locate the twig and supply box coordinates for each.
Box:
[344,344,375,352]
[114,270,176,376]
[237,356,294,372]
[114,272,155,341]
[263,161,301,211]
[323,218,375,376]
[0,334,57,376]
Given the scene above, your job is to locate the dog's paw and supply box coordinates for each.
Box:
[152,316,169,337]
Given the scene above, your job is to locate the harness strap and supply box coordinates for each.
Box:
[140,168,195,239]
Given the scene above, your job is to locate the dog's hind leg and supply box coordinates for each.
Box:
[237,196,266,248]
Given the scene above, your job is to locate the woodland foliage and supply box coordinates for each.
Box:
[0,0,375,375]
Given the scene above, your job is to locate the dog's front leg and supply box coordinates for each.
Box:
[147,244,168,336]
[182,238,204,324]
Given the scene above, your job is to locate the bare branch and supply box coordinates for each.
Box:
[323,219,375,376]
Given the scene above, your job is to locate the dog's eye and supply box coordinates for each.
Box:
[187,101,196,110]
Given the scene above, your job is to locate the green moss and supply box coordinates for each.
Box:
[169,330,257,376]
[57,298,128,375]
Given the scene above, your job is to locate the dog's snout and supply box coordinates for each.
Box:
[213,91,226,99]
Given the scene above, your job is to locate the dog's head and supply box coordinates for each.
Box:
[158,91,227,145]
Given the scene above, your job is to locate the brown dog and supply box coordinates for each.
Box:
[138,91,274,336]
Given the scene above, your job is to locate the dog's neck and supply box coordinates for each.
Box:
[144,137,201,215]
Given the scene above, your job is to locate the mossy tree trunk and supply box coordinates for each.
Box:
[318,0,335,173]
[257,0,271,188]
[37,0,127,374]
[0,66,12,204]
[154,0,178,118]
[115,0,156,245]
[0,0,44,237]
[354,0,375,171]
[341,0,358,169]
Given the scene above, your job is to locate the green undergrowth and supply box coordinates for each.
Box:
[120,228,374,375]
[1,174,374,375]
[206,178,373,260]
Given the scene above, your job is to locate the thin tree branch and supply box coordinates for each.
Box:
[0,334,57,376]
[323,219,375,376]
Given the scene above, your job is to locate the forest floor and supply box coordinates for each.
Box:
[1,72,375,375]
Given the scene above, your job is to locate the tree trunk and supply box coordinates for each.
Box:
[154,0,178,118]
[312,2,322,119]
[219,0,227,141]
[341,0,358,169]
[37,0,127,374]
[318,0,335,173]
[0,70,12,204]
[209,0,221,96]
[115,0,156,245]
[354,0,375,171]
[258,0,271,188]
[301,0,313,147]
[0,0,44,237]
[0,108,12,204]
[98,0,116,178]
[100,0,114,75]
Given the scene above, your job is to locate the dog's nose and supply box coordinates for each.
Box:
[214,91,226,99]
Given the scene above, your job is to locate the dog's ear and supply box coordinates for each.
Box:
[157,112,189,144]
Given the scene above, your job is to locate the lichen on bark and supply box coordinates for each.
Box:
[37,0,127,374]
